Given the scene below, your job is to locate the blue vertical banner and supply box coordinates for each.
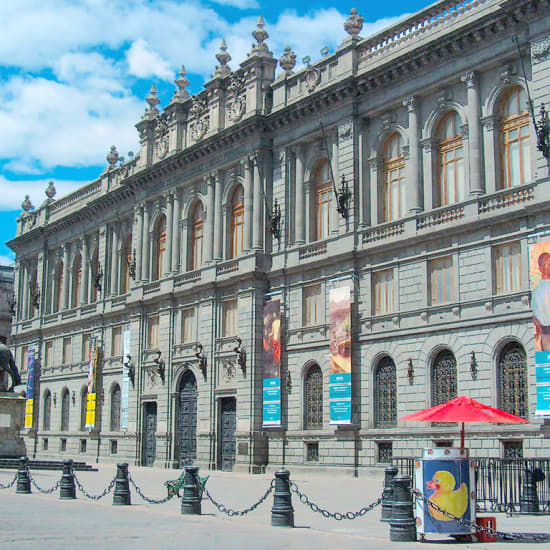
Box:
[329,287,352,425]
[263,299,281,427]
[24,349,36,429]
[121,325,130,430]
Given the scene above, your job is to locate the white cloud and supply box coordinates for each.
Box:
[0,255,15,266]
[126,39,173,81]
[210,0,258,8]
[0,176,88,212]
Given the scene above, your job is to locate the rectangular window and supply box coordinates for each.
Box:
[503,440,523,458]
[373,269,394,314]
[42,438,48,451]
[494,242,521,294]
[45,341,54,368]
[148,315,160,349]
[60,438,67,452]
[378,442,393,464]
[82,333,91,361]
[223,300,238,337]
[429,256,453,305]
[306,442,319,462]
[111,326,123,357]
[110,440,118,455]
[62,337,72,365]
[182,308,195,343]
[303,284,322,327]
[80,439,87,453]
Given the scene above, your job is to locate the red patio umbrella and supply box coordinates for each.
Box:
[400,395,529,448]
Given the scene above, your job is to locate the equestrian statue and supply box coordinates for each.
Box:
[0,341,21,392]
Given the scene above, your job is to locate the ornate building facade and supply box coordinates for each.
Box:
[8,0,550,472]
[0,265,14,343]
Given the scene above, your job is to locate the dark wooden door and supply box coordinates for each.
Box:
[143,402,157,466]
[219,397,236,471]
[177,371,197,467]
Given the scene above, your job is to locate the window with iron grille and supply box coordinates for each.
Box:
[306,442,319,462]
[60,389,70,431]
[503,440,523,458]
[42,438,48,450]
[60,438,67,452]
[110,385,121,431]
[43,391,51,431]
[431,350,457,407]
[378,442,393,464]
[374,357,397,427]
[80,439,87,453]
[498,342,528,419]
[111,440,118,455]
[304,364,323,430]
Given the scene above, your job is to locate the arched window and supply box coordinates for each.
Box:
[60,388,70,432]
[121,235,132,294]
[382,133,406,221]
[110,384,121,431]
[313,159,333,241]
[43,390,51,431]
[438,112,464,205]
[304,364,323,429]
[230,186,244,259]
[500,86,531,188]
[90,249,99,303]
[71,254,82,309]
[431,350,457,407]
[374,357,397,427]
[498,342,528,418]
[191,203,204,271]
[153,215,167,281]
[80,388,87,431]
[55,261,64,312]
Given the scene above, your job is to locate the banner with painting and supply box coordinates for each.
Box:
[24,349,36,429]
[85,336,98,429]
[329,286,352,424]
[263,299,281,427]
[529,237,550,416]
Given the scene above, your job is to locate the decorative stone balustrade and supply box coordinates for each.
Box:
[362,221,405,244]
[417,204,465,230]
[216,260,239,276]
[174,270,201,287]
[478,183,535,214]
[298,242,327,260]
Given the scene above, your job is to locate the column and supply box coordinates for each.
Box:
[135,205,143,282]
[20,263,28,320]
[110,226,119,296]
[62,244,70,309]
[253,157,263,250]
[404,96,422,213]
[81,236,89,305]
[205,176,215,263]
[295,146,305,244]
[213,172,223,260]
[462,71,483,196]
[171,190,180,273]
[243,158,253,251]
[331,137,339,234]
[142,204,150,280]
[164,192,174,276]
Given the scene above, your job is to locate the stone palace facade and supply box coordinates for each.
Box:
[8,0,550,472]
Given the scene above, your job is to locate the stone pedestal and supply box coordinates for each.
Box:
[0,393,27,457]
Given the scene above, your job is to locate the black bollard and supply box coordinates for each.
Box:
[381,465,398,522]
[59,459,76,500]
[113,463,131,506]
[271,469,294,527]
[16,456,31,494]
[181,466,201,515]
[520,468,540,514]
[389,475,417,542]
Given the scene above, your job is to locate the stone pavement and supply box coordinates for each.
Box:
[0,464,549,549]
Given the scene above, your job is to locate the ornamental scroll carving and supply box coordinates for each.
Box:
[532,35,550,64]
[155,115,169,159]
[222,359,236,384]
[227,72,246,122]
[189,96,209,142]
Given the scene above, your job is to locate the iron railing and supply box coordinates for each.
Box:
[392,456,550,514]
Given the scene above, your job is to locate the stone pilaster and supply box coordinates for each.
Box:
[243,158,253,252]
[253,156,263,250]
[404,96,422,213]
[462,71,484,196]
[295,146,305,244]
[205,176,215,263]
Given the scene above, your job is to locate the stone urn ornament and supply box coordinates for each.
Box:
[21,195,34,212]
[45,181,56,200]
[106,145,119,167]
[279,46,296,75]
[344,8,363,37]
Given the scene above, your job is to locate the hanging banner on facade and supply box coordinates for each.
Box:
[329,286,352,425]
[24,349,36,429]
[85,337,98,429]
[529,237,550,415]
[121,325,130,431]
[263,299,281,427]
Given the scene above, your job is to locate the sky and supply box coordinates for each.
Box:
[0,0,434,266]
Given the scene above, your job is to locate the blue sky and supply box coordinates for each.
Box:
[0,0,433,265]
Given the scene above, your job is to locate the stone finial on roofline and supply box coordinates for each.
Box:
[344,8,363,37]
[174,65,190,101]
[143,84,160,120]
[21,195,34,212]
[249,15,272,57]
[214,39,231,78]
[279,46,296,75]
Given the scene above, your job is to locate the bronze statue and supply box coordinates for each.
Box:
[0,342,21,392]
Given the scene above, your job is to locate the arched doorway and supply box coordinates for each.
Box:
[177,370,198,467]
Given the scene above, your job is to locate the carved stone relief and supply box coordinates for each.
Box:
[532,35,550,64]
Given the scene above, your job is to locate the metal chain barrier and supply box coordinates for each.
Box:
[73,472,117,501]
[414,489,550,542]
[0,473,18,490]
[127,472,175,504]
[26,467,60,495]
[290,481,383,520]
[198,476,275,517]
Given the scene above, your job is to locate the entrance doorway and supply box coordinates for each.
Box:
[219,397,236,471]
[176,371,197,467]
[142,402,157,466]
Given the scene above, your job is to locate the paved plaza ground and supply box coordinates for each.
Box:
[1,464,549,549]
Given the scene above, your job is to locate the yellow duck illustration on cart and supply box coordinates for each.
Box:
[426,470,469,521]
